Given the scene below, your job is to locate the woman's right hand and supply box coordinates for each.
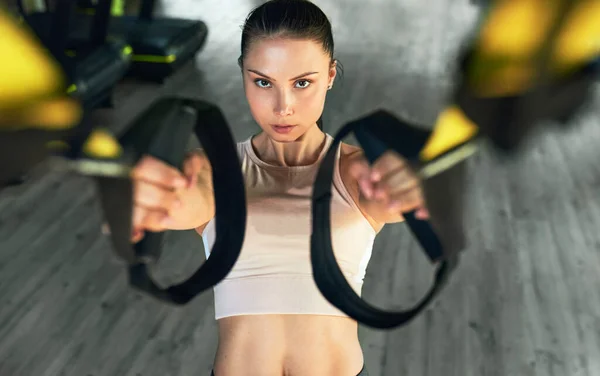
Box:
[130,152,208,243]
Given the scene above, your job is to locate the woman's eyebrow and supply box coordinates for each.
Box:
[246,69,319,81]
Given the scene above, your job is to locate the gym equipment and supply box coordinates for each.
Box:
[89,97,246,304]
[78,0,126,16]
[312,110,468,330]
[0,6,82,187]
[311,0,600,329]
[1,6,246,304]
[16,0,131,111]
[73,0,209,82]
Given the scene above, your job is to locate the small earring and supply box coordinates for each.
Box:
[327,85,333,90]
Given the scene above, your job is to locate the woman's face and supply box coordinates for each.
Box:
[242,37,336,142]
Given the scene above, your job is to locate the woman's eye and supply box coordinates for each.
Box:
[295,80,311,89]
[255,79,271,88]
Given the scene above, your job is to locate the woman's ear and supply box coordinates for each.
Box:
[328,59,337,89]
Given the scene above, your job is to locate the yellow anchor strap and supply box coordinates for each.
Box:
[82,128,124,159]
[468,0,600,97]
[0,7,81,131]
[419,106,479,162]
[420,0,599,161]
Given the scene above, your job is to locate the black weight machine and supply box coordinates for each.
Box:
[16,0,132,111]
[75,0,209,82]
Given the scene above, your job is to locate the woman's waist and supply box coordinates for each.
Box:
[215,314,364,376]
[213,274,363,319]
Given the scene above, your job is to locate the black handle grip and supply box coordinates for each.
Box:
[352,113,443,262]
[115,98,197,264]
[353,125,387,164]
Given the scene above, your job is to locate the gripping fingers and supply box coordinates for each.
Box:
[130,156,187,242]
[348,155,375,199]
[131,180,181,240]
[133,179,182,213]
[373,167,418,201]
[183,152,205,188]
[387,187,425,214]
[132,155,188,190]
[183,151,206,173]
[383,167,419,194]
[132,205,170,233]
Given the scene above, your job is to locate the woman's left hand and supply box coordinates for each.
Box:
[348,150,429,220]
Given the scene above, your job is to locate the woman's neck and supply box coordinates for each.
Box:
[252,124,327,167]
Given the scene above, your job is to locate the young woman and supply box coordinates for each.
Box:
[130,1,429,375]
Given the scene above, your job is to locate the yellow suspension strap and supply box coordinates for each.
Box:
[451,0,600,152]
[310,0,599,329]
[0,6,82,187]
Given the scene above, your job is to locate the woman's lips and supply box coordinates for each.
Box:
[272,124,296,134]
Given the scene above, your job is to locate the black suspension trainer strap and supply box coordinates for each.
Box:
[311,111,471,329]
[2,7,246,304]
[83,98,246,305]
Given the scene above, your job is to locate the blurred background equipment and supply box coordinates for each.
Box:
[75,0,209,82]
[16,0,132,110]
[17,0,209,83]
[0,5,82,188]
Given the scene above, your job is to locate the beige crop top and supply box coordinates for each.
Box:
[201,134,377,319]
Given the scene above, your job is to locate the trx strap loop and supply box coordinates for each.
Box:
[311,111,471,329]
[86,97,246,305]
[311,0,599,329]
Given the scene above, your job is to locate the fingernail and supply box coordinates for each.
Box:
[370,171,381,181]
[175,178,187,188]
[161,216,172,227]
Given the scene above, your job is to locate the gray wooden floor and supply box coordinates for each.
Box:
[2,0,600,375]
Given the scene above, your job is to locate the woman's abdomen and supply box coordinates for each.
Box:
[213,315,364,376]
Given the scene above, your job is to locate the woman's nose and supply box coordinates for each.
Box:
[274,90,294,117]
